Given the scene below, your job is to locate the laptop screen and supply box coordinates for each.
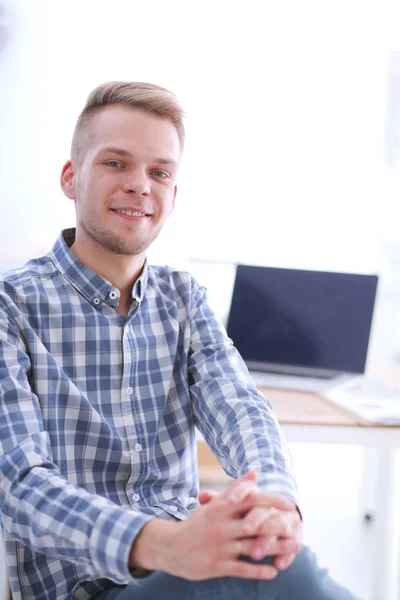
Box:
[226,265,378,375]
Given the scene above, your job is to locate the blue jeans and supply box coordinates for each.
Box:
[95,547,361,599]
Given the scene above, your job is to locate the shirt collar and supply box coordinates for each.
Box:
[49,228,148,308]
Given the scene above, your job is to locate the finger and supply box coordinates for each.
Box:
[227,481,260,505]
[199,508,293,552]
[226,537,295,559]
[225,472,258,504]
[222,559,279,580]
[240,506,277,535]
[233,496,297,518]
[256,512,302,539]
[256,518,294,539]
[199,506,263,542]
[274,552,298,571]
[208,498,291,530]
[248,535,276,560]
[249,538,301,561]
[198,490,219,505]
[203,496,300,541]
[254,492,297,512]
[228,538,256,557]
[226,533,300,562]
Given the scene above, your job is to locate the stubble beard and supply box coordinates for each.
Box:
[79,215,161,256]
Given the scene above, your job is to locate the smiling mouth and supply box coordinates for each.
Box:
[111,208,150,217]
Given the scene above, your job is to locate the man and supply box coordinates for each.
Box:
[0,82,358,599]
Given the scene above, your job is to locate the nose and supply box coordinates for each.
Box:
[122,169,151,196]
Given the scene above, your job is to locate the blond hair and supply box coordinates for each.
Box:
[71,81,185,163]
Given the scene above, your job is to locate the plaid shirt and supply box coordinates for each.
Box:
[0,229,297,600]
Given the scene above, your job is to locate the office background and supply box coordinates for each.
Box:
[2,0,400,364]
[1,1,400,598]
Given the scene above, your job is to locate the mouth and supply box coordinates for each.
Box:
[110,208,151,220]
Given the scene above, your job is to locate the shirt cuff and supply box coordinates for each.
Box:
[89,506,156,582]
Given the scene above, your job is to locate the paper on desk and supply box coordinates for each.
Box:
[322,380,400,424]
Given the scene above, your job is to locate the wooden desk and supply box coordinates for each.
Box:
[197,387,361,481]
[197,368,400,480]
[197,367,400,600]
[261,386,361,425]
[197,368,400,478]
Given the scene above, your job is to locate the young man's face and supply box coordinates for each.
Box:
[62,105,180,257]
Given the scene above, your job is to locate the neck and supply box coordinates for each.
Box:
[70,234,145,312]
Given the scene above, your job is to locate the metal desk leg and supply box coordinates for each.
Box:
[359,447,400,600]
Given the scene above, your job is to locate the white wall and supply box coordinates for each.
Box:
[1,0,400,357]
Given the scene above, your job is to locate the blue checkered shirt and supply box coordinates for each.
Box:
[0,229,297,600]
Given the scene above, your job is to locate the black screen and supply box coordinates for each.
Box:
[226,265,378,374]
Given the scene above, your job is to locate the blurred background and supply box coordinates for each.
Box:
[1,1,400,598]
[2,0,400,364]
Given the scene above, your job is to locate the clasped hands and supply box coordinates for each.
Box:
[198,471,302,573]
[130,471,302,581]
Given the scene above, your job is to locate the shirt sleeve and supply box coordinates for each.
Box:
[0,303,154,582]
[187,281,298,505]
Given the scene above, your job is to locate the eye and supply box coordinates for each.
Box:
[106,160,123,168]
[152,170,169,178]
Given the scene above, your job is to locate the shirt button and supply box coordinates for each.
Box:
[134,443,142,452]
[109,291,118,300]
[170,505,178,512]
[132,493,140,502]
[93,297,101,305]
[126,387,133,396]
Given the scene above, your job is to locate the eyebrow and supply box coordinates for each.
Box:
[97,146,178,166]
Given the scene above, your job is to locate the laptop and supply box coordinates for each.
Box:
[226,264,379,392]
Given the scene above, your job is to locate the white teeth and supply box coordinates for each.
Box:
[115,209,147,217]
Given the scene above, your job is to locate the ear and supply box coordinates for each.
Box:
[60,160,76,200]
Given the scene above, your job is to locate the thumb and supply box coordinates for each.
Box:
[198,489,219,505]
